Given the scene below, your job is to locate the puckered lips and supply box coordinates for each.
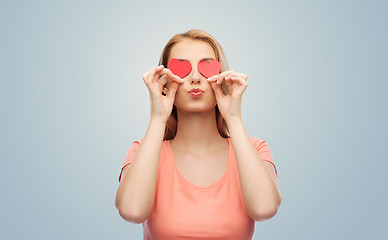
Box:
[188,88,204,98]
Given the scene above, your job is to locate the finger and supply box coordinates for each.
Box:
[157,67,175,80]
[158,75,168,86]
[207,74,218,83]
[166,81,180,98]
[207,69,235,84]
[217,69,236,85]
[174,75,184,84]
[229,76,248,95]
[228,76,247,86]
[225,73,247,81]
[147,65,164,84]
[160,75,183,97]
[225,73,248,86]
[154,65,165,78]
[152,65,167,82]
[223,76,233,88]
[161,75,183,94]
[225,74,241,82]
[240,73,248,81]
[219,69,236,78]
[142,66,158,85]
[159,76,183,92]
[158,67,185,84]
[209,81,225,98]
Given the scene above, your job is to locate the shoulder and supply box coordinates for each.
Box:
[129,137,171,145]
[128,137,144,146]
[249,136,277,178]
[128,137,172,150]
[249,136,266,146]
[249,136,273,153]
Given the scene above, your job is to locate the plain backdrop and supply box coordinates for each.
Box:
[1,0,387,239]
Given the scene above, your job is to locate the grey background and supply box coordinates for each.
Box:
[1,0,387,239]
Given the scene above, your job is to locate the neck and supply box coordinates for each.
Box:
[171,107,227,155]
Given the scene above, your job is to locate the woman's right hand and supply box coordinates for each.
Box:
[142,65,184,123]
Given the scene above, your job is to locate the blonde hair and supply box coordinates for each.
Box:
[158,29,230,140]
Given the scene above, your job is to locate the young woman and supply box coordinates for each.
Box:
[115,29,281,239]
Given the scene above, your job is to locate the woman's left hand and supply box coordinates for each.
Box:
[207,70,248,124]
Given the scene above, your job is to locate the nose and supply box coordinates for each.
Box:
[189,65,202,84]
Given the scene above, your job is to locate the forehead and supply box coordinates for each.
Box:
[169,39,216,61]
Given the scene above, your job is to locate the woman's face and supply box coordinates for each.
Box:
[167,39,218,113]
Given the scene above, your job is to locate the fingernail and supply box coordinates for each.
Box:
[207,76,216,81]
[175,76,183,83]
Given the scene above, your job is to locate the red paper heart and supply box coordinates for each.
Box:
[168,58,192,78]
[198,59,221,78]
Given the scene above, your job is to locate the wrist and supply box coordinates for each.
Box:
[225,116,242,126]
[150,116,167,126]
[225,117,245,139]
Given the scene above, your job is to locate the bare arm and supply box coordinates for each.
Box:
[228,118,282,221]
[115,65,182,223]
[208,70,281,221]
[115,117,166,223]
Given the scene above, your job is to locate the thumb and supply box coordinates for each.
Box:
[166,81,179,98]
[209,81,224,98]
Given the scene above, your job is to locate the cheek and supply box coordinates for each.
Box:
[173,87,183,104]
[209,91,217,103]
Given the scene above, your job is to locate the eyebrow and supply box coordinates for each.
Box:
[177,57,216,62]
[200,57,216,62]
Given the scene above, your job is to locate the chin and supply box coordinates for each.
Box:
[174,93,217,109]
[174,102,217,113]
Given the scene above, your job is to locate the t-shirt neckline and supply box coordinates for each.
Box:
[167,138,232,190]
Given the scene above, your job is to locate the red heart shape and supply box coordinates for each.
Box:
[198,59,221,78]
[168,58,192,78]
